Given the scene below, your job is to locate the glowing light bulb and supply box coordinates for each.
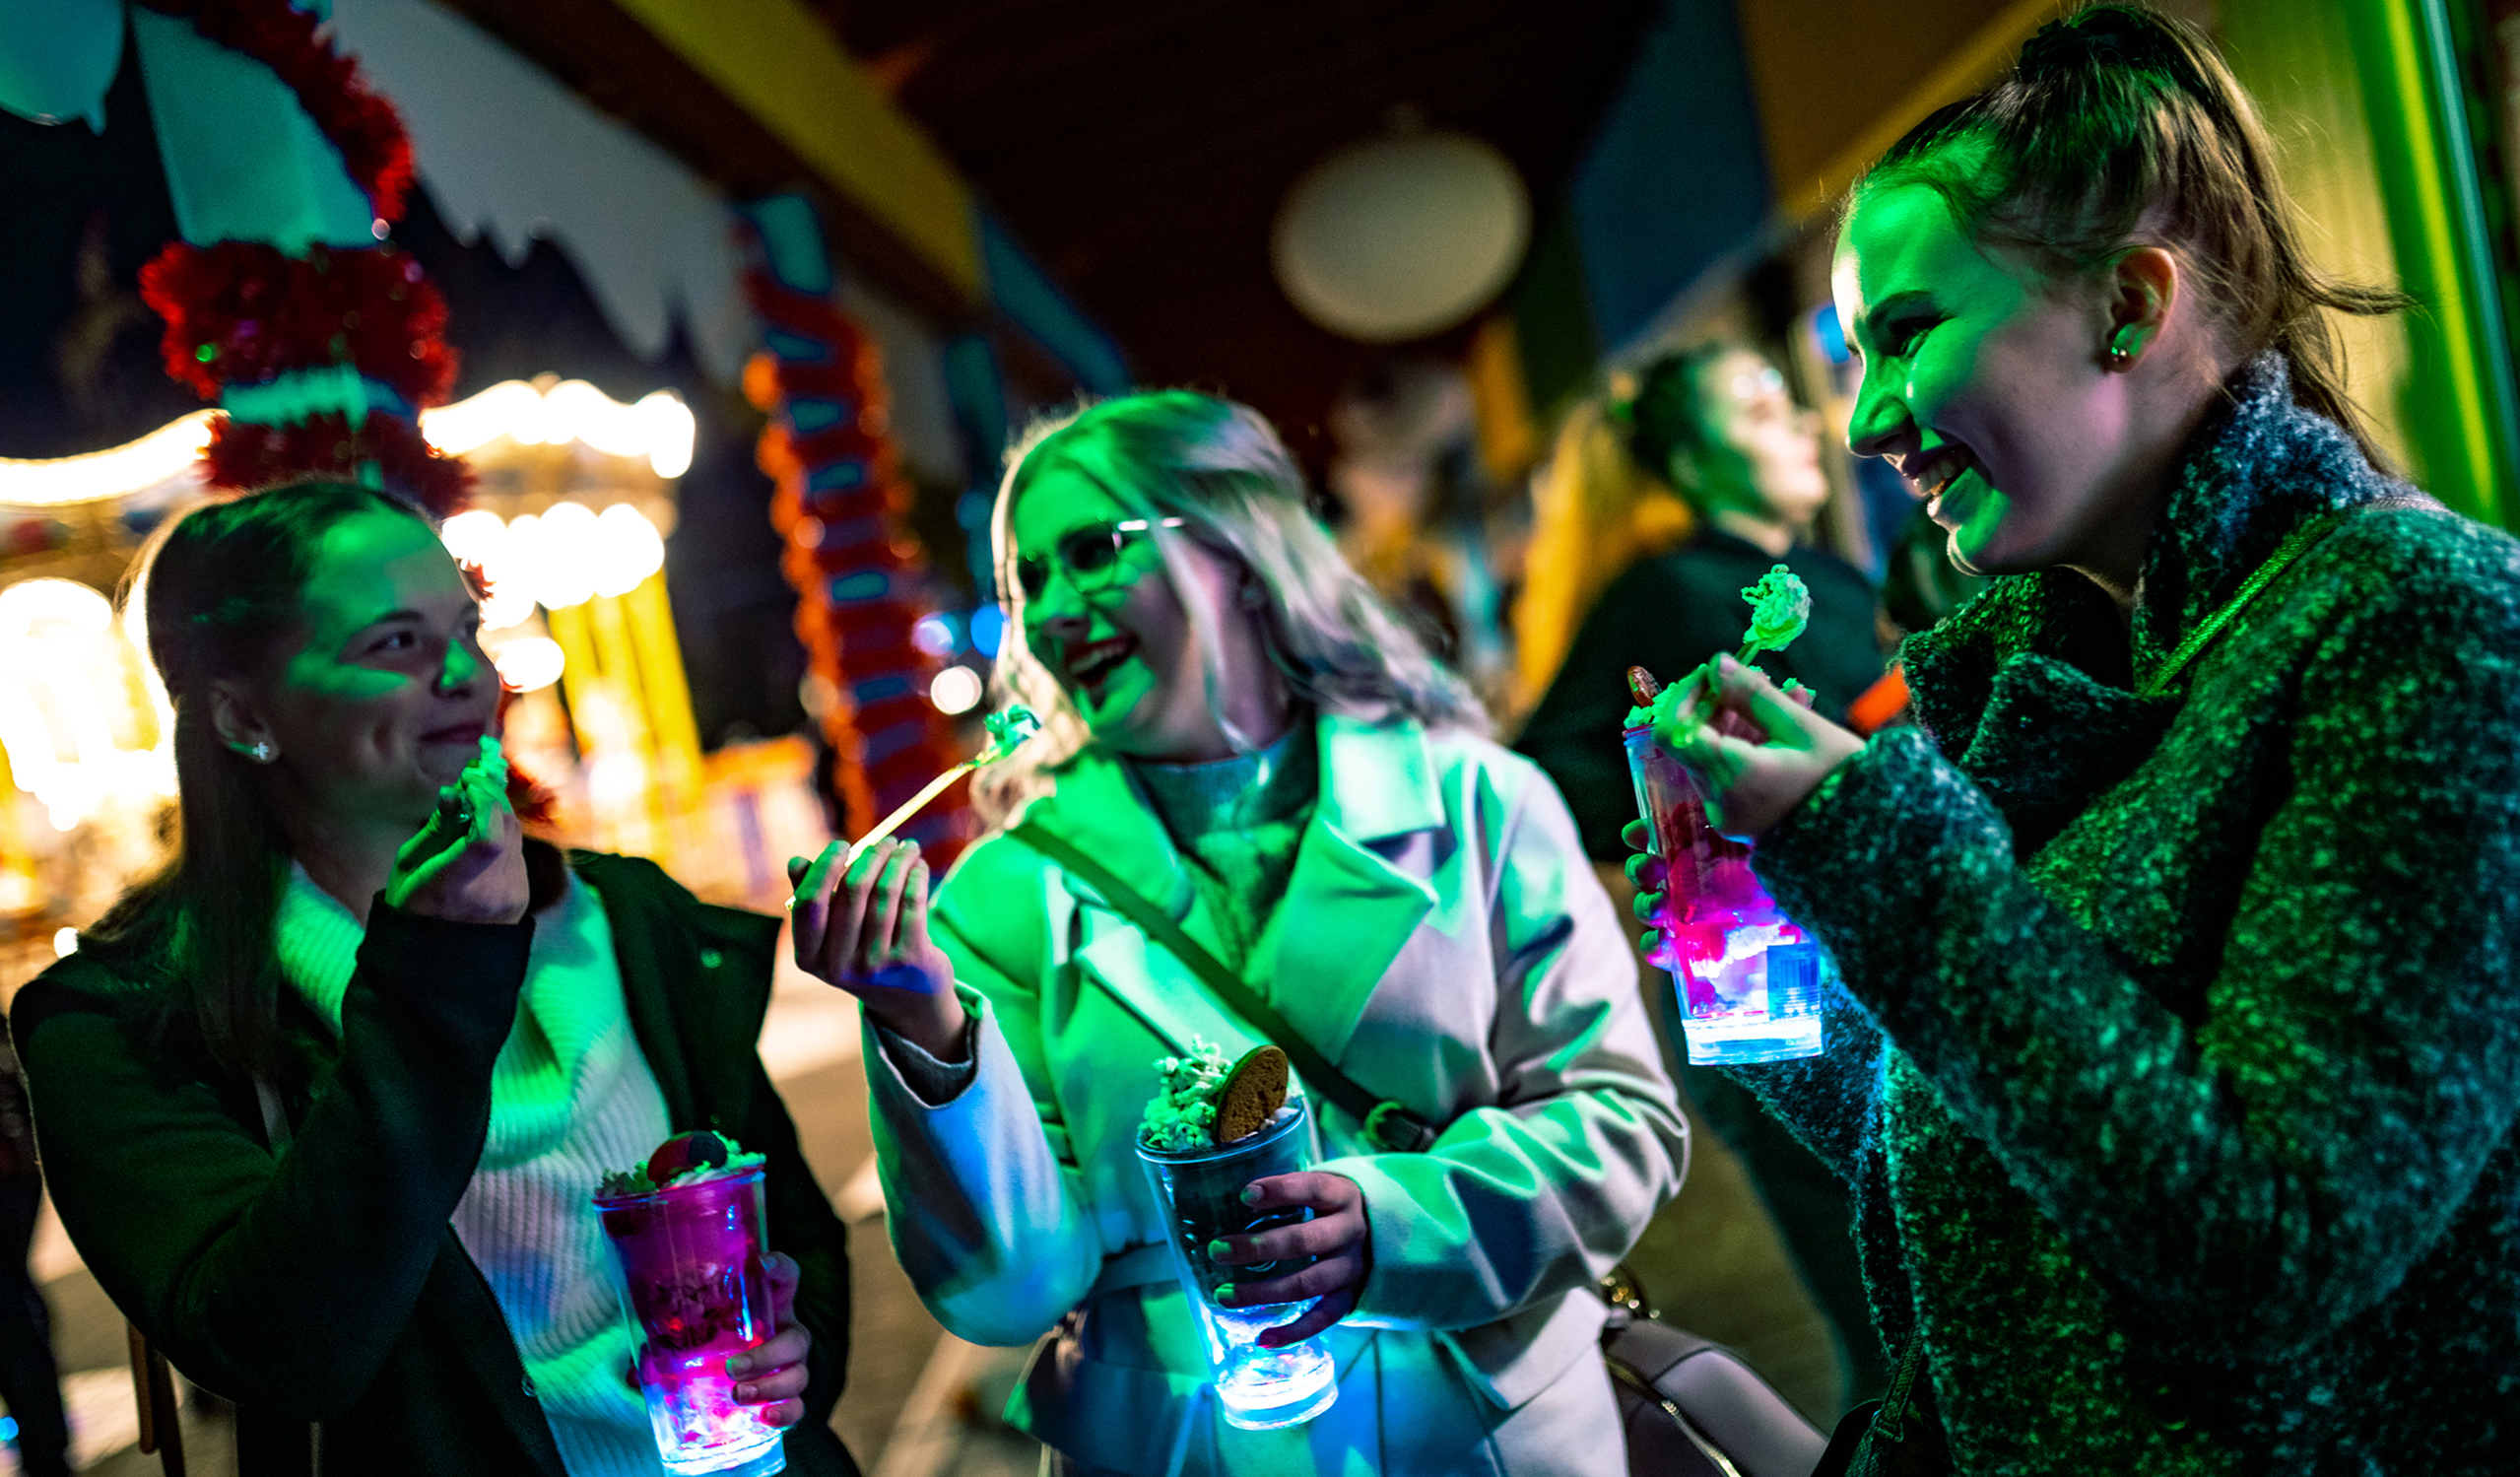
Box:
[928,666,984,715]
[493,637,565,693]
[0,412,213,506]
[592,504,667,597]
[528,503,601,610]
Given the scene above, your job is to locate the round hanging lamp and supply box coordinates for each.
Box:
[1272,130,1531,344]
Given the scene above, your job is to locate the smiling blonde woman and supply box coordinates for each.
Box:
[790,390,1687,1476]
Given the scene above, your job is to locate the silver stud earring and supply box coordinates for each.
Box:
[246,741,275,764]
[2107,332,2136,369]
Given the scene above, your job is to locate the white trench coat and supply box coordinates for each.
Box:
[866,712,1688,1476]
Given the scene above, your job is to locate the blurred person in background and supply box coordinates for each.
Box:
[1326,359,1519,701]
[1514,344,1882,862]
[11,483,857,1475]
[1506,395,1697,725]
[796,390,1685,1475]
[1635,7,2520,1471]
[1513,345,1891,1408]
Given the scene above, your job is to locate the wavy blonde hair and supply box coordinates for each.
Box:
[975,390,1486,823]
[1509,397,1693,716]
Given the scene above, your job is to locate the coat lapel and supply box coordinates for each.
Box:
[1031,714,1443,1075]
[1026,750,1231,1055]
[1257,714,1440,1067]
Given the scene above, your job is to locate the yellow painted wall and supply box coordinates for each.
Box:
[1738,0,2061,214]
[610,0,983,300]
[2216,0,2419,476]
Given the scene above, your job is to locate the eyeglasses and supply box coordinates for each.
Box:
[1016,517,1186,603]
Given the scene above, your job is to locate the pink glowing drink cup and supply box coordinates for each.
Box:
[593,1169,787,1477]
[1625,719,1826,1065]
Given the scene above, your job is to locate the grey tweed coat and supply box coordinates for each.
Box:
[1739,356,2520,1475]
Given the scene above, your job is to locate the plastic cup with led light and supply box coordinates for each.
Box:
[592,1168,787,1477]
[1625,720,1827,1065]
[1134,1099,1339,1431]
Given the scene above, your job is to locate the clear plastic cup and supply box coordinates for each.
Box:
[1626,723,1827,1065]
[1135,1099,1340,1431]
[593,1169,788,1477]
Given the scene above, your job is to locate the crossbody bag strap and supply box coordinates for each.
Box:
[1010,821,1436,1153]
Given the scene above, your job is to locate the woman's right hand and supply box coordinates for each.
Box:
[386,738,529,924]
[789,839,967,1060]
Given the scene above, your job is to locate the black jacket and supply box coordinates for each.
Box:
[1743,357,2520,1473]
[11,850,859,1476]
[1516,527,1883,859]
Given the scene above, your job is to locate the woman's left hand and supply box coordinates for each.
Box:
[1213,1172,1369,1348]
[728,1252,812,1428]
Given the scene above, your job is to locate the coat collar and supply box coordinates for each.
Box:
[1899,354,2421,852]
[1906,353,2414,743]
[1028,710,1445,1070]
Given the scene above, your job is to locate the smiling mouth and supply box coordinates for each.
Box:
[1066,635,1137,692]
[1901,443,1981,511]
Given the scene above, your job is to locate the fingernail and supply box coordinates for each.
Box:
[1240,1185,1262,1205]
[725,1355,751,1376]
[1207,1239,1231,1260]
[1216,1283,1236,1306]
[738,1383,757,1401]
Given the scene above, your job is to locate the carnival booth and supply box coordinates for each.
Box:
[0,0,1133,985]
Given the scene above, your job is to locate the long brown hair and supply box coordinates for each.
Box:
[81,482,428,1079]
[1854,3,2410,466]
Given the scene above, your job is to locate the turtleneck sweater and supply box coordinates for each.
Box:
[1128,720,1319,980]
[273,866,671,1476]
[881,721,1323,1105]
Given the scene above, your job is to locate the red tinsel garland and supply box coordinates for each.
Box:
[135,0,415,222]
[134,0,470,513]
[206,410,470,508]
[137,241,455,404]
[743,266,964,867]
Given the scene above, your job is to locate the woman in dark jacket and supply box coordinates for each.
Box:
[1516,343,1880,862]
[10,483,857,1476]
[1635,11,2520,1475]
[1516,343,1890,1409]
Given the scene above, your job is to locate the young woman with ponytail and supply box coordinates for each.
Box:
[1631,7,2519,1472]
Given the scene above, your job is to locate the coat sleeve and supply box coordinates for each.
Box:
[13,904,529,1418]
[864,850,1105,1347]
[1715,985,1889,1186]
[1330,763,1689,1332]
[1754,558,2520,1359]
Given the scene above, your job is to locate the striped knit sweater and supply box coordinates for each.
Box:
[275,866,672,1475]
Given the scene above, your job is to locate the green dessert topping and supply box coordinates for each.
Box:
[1140,1037,1234,1152]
